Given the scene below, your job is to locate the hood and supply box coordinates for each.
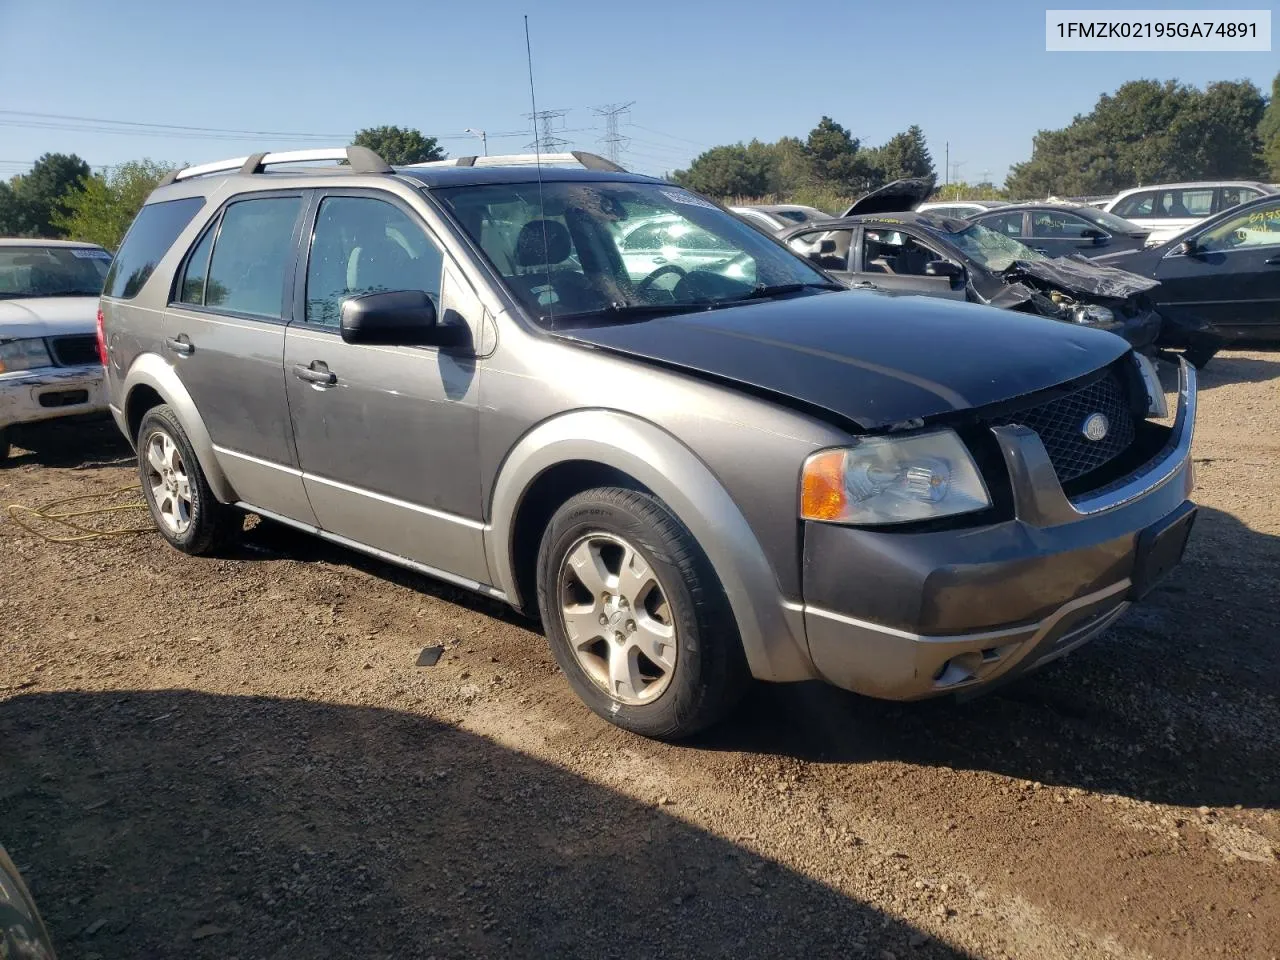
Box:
[0,296,100,340]
[551,291,1128,430]
[841,178,934,217]
[1000,255,1159,301]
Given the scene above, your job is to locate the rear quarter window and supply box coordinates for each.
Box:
[104,197,206,299]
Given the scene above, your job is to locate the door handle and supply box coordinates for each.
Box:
[1265,256,1280,265]
[293,362,336,386]
[1032,248,1050,255]
[850,281,878,289]
[165,335,193,356]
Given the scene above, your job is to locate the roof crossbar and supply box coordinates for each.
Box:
[159,146,393,186]
[406,151,627,173]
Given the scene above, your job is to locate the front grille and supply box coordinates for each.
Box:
[987,369,1136,485]
[49,334,99,367]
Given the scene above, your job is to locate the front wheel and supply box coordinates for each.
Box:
[536,487,749,739]
[137,404,236,555]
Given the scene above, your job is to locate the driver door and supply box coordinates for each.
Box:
[849,227,966,300]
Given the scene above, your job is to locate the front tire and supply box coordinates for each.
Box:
[536,487,749,739]
[136,404,236,555]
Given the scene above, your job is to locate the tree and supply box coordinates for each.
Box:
[671,144,773,197]
[54,160,177,250]
[803,116,872,194]
[1006,79,1267,198]
[352,126,444,165]
[868,125,935,183]
[1255,72,1280,179]
[0,153,90,237]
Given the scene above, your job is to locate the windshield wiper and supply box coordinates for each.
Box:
[715,281,844,304]
[541,300,714,326]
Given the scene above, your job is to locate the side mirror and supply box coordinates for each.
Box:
[817,238,837,254]
[340,290,463,347]
[925,259,964,279]
[1081,228,1106,244]
[1177,238,1198,256]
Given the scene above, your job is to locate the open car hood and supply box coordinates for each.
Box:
[999,255,1160,302]
[840,178,934,217]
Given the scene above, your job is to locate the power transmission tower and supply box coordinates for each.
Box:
[592,102,635,164]
[525,109,569,152]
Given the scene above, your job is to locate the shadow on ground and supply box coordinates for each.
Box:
[696,505,1280,811]
[1,418,133,471]
[1196,348,1280,390]
[0,690,961,960]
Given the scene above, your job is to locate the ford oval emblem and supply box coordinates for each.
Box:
[1082,413,1110,442]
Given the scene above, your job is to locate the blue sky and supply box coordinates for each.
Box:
[0,0,1275,186]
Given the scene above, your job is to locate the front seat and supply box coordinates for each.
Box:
[513,219,596,312]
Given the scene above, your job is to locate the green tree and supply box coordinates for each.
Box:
[803,116,872,194]
[1007,79,1267,197]
[868,125,935,183]
[671,144,774,197]
[352,126,445,165]
[54,159,177,250]
[1254,72,1280,179]
[0,153,91,237]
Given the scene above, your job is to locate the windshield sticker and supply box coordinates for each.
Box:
[71,248,112,259]
[660,189,718,211]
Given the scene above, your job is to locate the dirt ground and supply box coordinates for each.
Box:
[1,350,1278,960]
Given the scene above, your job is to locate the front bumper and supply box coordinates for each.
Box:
[0,363,108,431]
[1098,308,1161,351]
[801,359,1197,700]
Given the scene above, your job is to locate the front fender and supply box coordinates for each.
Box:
[121,352,237,504]
[486,410,814,683]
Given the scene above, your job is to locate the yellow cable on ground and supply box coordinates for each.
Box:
[5,485,155,543]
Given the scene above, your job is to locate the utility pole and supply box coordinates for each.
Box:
[524,109,569,153]
[592,101,635,165]
[944,141,949,188]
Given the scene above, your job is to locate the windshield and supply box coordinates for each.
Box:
[434,180,834,325]
[944,223,1046,272]
[0,245,112,299]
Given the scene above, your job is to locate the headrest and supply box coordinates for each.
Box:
[515,220,572,267]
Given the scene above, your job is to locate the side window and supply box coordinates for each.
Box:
[862,230,940,276]
[103,197,205,299]
[978,212,1024,237]
[1160,189,1213,218]
[786,229,852,271]
[1196,201,1280,253]
[1113,192,1155,219]
[1218,186,1258,210]
[305,196,444,327]
[203,197,302,318]
[1030,211,1095,239]
[178,221,216,305]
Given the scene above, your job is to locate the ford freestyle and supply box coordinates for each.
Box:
[100,148,1197,738]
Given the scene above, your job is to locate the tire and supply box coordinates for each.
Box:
[1182,342,1220,370]
[136,404,236,555]
[0,429,9,462]
[536,486,750,739]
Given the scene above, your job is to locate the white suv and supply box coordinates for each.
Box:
[1103,181,1276,246]
[0,238,112,459]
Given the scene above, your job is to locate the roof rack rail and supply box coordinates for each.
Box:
[406,150,627,173]
[158,146,393,186]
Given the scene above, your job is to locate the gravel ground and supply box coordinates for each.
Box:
[1,350,1277,960]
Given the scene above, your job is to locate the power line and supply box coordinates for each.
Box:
[592,102,635,165]
[628,122,708,148]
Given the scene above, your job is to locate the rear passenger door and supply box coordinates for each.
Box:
[165,192,315,522]
[784,228,859,285]
[1028,210,1108,257]
[283,190,489,584]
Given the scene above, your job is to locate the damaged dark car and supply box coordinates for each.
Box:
[779,179,1217,363]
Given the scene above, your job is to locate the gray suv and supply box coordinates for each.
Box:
[100,147,1198,738]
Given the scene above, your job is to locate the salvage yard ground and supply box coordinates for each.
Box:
[2,350,1278,960]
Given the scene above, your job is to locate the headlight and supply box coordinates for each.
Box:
[1071,304,1114,325]
[0,338,53,374]
[800,428,991,525]
[1131,350,1169,418]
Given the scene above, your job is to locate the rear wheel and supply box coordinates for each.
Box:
[536,487,749,739]
[137,405,236,555]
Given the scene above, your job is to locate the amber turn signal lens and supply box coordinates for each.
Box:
[801,449,848,521]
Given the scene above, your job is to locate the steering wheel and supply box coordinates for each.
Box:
[636,264,688,298]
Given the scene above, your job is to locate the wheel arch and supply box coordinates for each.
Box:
[487,410,814,683]
[121,353,237,503]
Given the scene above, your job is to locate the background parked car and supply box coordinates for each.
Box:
[967,202,1152,258]
[0,238,112,460]
[1095,191,1280,346]
[914,199,1007,218]
[728,204,831,234]
[781,181,1165,352]
[1102,181,1276,246]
